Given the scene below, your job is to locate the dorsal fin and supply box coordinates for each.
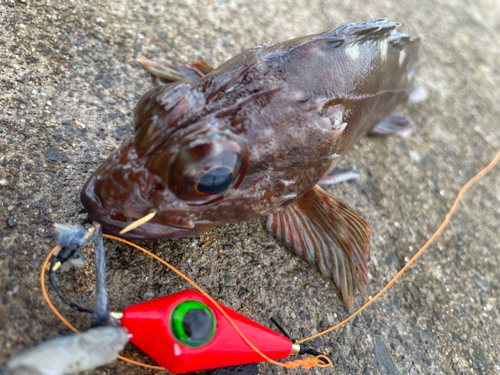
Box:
[308,18,402,48]
[343,19,401,42]
[139,59,214,85]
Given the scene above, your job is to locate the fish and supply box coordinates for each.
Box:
[81,19,425,312]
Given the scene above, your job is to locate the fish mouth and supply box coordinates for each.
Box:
[80,175,198,240]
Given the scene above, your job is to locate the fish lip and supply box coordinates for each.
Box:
[81,176,198,240]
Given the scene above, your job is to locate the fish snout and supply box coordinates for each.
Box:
[80,171,147,234]
[80,174,123,229]
[81,172,203,240]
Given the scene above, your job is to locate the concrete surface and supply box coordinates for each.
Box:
[1,0,500,374]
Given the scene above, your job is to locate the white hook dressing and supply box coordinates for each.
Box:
[7,326,129,375]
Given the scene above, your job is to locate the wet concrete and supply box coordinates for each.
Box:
[1,0,499,374]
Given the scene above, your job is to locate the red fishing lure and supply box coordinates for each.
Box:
[37,226,330,374]
[121,290,294,373]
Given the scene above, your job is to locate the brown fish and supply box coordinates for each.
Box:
[81,19,425,311]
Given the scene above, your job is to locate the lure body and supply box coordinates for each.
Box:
[121,290,292,373]
[81,19,424,311]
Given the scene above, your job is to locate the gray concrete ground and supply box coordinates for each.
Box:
[1,0,500,374]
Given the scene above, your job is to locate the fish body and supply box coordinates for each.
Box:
[81,19,423,311]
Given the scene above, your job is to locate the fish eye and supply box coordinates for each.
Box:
[196,165,234,195]
[170,300,216,348]
[168,132,247,202]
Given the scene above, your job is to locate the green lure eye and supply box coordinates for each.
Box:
[170,300,216,348]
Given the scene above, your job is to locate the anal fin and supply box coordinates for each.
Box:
[369,114,412,137]
[266,186,372,312]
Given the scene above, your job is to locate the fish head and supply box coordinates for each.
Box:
[81,82,249,239]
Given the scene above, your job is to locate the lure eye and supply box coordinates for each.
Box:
[170,300,216,348]
[168,132,247,202]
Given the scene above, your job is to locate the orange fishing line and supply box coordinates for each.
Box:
[102,235,330,369]
[299,149,500,344]
[41,237,331,369]
[40,149,500,371]
[40,243,165,370]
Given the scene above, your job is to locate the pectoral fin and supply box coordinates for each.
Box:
[319,168,360,185]
[138,59,214,85]
[265,186,372,312]
[370,114,412,137]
